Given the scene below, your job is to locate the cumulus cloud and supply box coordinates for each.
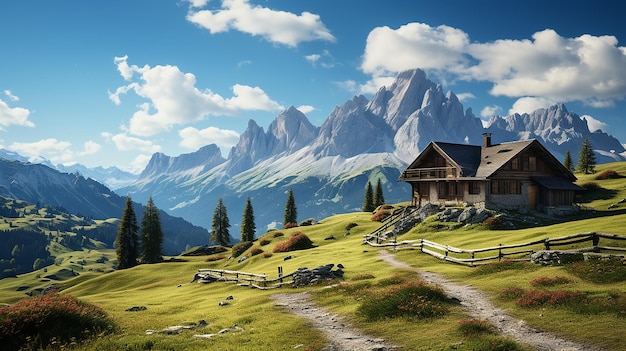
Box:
[508,97,557,115]
[178,126,239,152]
[480,105,502,118]
[109,56,284,137]
[581,114,609,133]
[78,141,102,156]
[360,23,626,108]
[0,96,34,128]
[101,131,161,153]
[186,0,335,47]
[8,138,72,164]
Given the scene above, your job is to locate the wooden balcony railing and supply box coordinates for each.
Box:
[401,167,457,180]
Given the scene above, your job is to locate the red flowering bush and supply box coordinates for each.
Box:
[205,254,226,262]
[0,294,117,351]
[595,169,621,180]
[370,209,390,222]
[499,287,585,307]
[530,276,571,287]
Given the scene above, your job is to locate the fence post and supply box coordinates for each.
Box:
[592,232,599,247]
[498,244,502,261]
[544,239,550,250]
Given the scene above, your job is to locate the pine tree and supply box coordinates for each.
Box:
[140,196,163,263]
[373,178,385,207]
[577,136,596,174]
[116,196,139,269]
[362,181,375,212]
[241,197,256,242]
[283,188,297,227]
[211,198,230,246]
[563,149,574,172]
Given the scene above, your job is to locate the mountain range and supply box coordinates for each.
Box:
[1,69,624,240]
[118,69,625,232]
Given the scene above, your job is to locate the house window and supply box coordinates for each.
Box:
[528,156,537,171]
[469,182,481,195]
[491,180,521,195]
[511,157,520,170]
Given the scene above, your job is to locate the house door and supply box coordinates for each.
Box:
[528,185,537,210]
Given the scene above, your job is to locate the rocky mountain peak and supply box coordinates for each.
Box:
[267,106,319,155]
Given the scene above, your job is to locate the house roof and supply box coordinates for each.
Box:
[531,176,585,191]
[401,138,578,182]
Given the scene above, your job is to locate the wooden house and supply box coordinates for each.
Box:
[399,133,584,215]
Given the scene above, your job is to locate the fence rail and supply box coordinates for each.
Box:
[196,268,293,290]
[364,232,626,266]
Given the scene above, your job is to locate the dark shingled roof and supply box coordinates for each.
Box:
[433,142,481,177]
[531,176,585,191]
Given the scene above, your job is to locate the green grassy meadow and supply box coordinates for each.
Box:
[1,162,625,350]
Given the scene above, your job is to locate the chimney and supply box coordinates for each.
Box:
[483,133,492,148]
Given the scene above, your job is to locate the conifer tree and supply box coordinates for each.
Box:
[577,136,596,174]
[241,197,255,242]
[116,196,139,269]
[284,188,297,227]
[373,178,385,207]
[211,198,230,246]
[563,149,574,172]
[140,196,163,263]
[362,181,375,212]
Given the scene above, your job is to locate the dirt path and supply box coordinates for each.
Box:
[273,291,397,351]
[378,250,604,351]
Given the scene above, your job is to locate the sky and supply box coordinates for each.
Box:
[1,0,625,174]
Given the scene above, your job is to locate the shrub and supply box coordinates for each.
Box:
[284,222,298,229]
[345,222,358,231]
[205,254,226,262]
[370,209,390,222]
[272,231,285,238]
[231,241,253,258]
[463,335,523,351]
[0,294,117,351]
[273,232,313,253]
[530,276,571,287]
[357,281,450,320]
[250,247,264,256]
[259,238,271,246]
[262,252,273,259]
[595,169,621,180]
[483,215,505,230]
[499,288,585,307]
[458,319,495,337]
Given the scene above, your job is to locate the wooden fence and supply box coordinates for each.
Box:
[196,268,294,290]
[364,232,626,266]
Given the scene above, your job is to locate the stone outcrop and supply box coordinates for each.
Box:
[292,264,344,288]
[530,250,585,265]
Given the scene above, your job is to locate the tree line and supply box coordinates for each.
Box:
[563,136,597,174]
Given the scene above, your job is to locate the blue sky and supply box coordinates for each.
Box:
[1,0,625,173]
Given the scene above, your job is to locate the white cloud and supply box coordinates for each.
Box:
[456,92,475,102]
[480,105,502,118]
[128,154,153,175]
[3,90,19,102]
[101,131,161,153]
[109,56,284,137]
[508,97,557,115]
[186,0,336,47]
[8,138,72,164]
[78,141,102,156]
[581,114,609,133]
[178,126,239,153]
[0,97,34,128]
[296,105,315,114]
[305,50,335,68]
[360,24,626,108]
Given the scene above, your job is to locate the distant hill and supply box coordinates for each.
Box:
[0,159,208,255]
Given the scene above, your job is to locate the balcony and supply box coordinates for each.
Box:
[401,167,457,180]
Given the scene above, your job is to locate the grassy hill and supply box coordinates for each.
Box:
[1,162,625,350]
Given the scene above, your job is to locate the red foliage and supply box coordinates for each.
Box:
[273,231,313,253]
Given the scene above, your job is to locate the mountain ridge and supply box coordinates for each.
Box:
[122,69,625,231]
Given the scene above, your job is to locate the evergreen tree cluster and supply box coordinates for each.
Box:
[363,179,385,212]
[115,196,164,269]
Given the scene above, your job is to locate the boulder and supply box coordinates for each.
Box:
[530,250,585,265]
